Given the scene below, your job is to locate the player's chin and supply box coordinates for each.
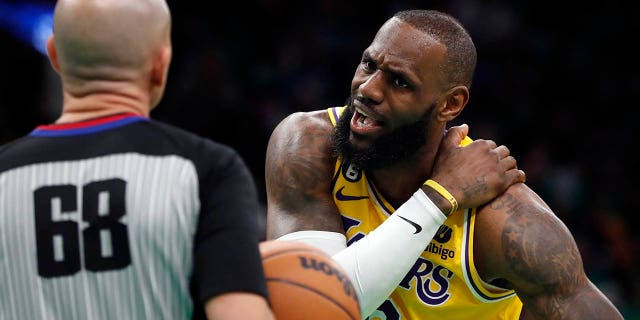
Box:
[349,121,388,144]
[348,131,376,150]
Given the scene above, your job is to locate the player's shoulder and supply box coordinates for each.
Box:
[274,108,334,136]
[473,182,564,275]
[266,107,337,174]
[268,108,335,157]
[476,183,552,226]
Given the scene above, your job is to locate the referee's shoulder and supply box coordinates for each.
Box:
[0,135,34,161]
[146,117,242,164]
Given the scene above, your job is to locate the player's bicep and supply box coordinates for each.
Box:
[493,187,594,318]
[518,279,623,320]
[265,112,342,239]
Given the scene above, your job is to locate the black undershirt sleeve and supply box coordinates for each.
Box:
[191,143,268,309]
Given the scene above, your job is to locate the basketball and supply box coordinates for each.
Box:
[259,240,361,320]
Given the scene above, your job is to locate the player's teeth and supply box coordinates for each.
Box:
[356,107,375,120]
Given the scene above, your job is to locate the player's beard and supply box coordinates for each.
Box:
[331,99,434,170]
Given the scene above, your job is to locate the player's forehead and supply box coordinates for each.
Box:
[365,18,446,82]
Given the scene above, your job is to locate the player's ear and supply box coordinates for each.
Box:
[46,35,61,73]
[436,85,469,122]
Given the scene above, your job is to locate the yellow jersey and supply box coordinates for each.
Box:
[328,106,523,319]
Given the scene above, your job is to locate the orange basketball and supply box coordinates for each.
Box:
[259,240,361,320]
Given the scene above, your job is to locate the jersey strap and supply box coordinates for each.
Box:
[328,106,347,126]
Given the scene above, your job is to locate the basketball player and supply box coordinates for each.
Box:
[0,1,273,319]
[265,9,623,319]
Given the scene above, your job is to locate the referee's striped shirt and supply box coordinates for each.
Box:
[0,113,268,320]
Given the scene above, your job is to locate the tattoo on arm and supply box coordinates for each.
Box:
[492,193,586,319]
[460,176,488,202]
[267,120,333,206]
[266,115,338,233]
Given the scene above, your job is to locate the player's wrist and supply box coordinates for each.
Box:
[421,179,458,216]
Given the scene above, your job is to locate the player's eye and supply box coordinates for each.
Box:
[361,59,375,72]
[393,77,410,89]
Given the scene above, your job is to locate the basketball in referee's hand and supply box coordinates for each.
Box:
[259,240,361,320]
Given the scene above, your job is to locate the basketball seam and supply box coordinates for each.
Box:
[266,277,357,320]
[261,249,322,260]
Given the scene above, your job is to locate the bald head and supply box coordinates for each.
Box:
[52,0,171,78]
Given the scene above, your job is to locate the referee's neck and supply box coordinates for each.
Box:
[55,92,150,124]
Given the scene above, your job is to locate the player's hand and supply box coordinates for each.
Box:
[428,124,525,210]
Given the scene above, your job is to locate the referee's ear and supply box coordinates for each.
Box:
[46,35,61,74]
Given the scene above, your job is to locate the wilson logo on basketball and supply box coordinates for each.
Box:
[298,256,359,303]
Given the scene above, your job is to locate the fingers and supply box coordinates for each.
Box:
[440,126,525,186]
[500,155,518,170]
[468,138,497,150]
[498,145,525,183]
[505,168,527,184]
[443,123,469,146]
[495,145,510,160]
[501,151,525,183]
[467,140,514,169]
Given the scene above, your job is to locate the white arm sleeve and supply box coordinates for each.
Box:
[277,229,347,256]
[276,189,446,319]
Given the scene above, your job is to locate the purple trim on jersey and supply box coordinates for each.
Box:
[367,178,394,214]
[332,107,341,121]
[330,108,341,196]
[463,209,516,301]
[330,166,341,194]
[29,113,148,137]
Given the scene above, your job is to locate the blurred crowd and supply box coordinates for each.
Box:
[1,0,638,317]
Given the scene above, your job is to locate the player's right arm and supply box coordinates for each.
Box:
[265,110,343,238]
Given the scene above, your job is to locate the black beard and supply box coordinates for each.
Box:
[331,100,433,170]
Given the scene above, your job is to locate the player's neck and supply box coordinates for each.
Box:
[56,91,150,124]
[368,133,443,207]
[369,153,436,208]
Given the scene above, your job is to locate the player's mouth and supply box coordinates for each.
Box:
[350,106,384,136]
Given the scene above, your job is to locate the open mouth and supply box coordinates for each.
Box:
[350,106,383,134]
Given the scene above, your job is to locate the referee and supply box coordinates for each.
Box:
[0,0,274,319]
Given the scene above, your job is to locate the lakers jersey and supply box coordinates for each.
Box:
[328,107,522,319]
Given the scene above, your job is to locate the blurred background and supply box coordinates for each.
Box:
[1,0,638,317]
